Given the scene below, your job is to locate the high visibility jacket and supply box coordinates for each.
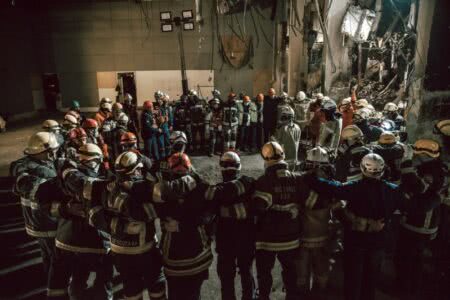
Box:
[223,101,239,127]
[95,111,111,128]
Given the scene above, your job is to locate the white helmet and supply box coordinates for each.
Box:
[360,153,385,179]
[117,113,129,126]
[306,146,330,164]
[124,93,133,102]
[42,119,60,132]
[315,93,324,100]
[353,108,371,121]
[296,91,306,102]
[78,143,103,162]
[340,97,351,106]
[63,114,79,128]
[384,102,398,112]
[24,132,59,155]
[154,90,163,100]
[115,151,143,175]
[280,92,289,99]
[341,125,364,142]
[188,89,198,97]
[212,89,221,97]
[100,97,112,105]
[261,142,285,167]
[100,102,112,112]
[355,99,369,109]
[279,106,295,125]
[220,151,241,171]
[170,131,188,146]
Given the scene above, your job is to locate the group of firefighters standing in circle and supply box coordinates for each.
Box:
[9,86,450,300]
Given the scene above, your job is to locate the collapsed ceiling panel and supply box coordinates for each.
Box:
[341,5,376,42]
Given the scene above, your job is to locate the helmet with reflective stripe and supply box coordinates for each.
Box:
[413,139,440,158]
[169,131,187,146]
[24,132,60,155]
[341,125,363,141]
[360,153,385,179]
[117,113,129,126]
[378,132,396,145]
[115,151,143,175]
[82,118,98,129]
[435,120,450,137]
[208,98,220,107]
[100,97,112,105]
[261,141,285,166]
[120,132,137,146]
[42,119,60,132]
[306,146,330,164]
[212,89,221,97]
[220,151,241,171]
[100,102,112,112]
[143,100,153,111]
[384,102,398,112]
[168,152,192,175]
[63,114,79,128]
[79,143,103,162]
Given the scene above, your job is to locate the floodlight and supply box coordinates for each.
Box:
[183,22,194,31]
[161,23,173,32]
[182,10,193,19]
[160,11,172,21]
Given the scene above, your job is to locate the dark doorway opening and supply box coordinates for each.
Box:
[42,73,60,112]
[117,72,137,105]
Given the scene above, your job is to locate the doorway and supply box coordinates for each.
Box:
[117,72,137,105]
[42,73,60,111]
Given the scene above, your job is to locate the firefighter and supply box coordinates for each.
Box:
[205,152,256,300]
[304,153,404,300]
[277,92,292,126]
[82,118,110,170]
[212,89,223,102]
[95,151,166,300]
[156,94,173,158]
[335,125,371,182]
[298,146,336,295]
[383,102,406,132]
[238,95,253,152]
[173,94,192,145]
[339,97,354,130]
[292,91,311,131]
[395,139,447,296]
[263,88,278,142]
[189,90,206,153]
[70,100,86,124]
[372,132,404,184]
[42,119,65,149]
[206,98,223,156]
[141,100,160,160]
[272,105,301,171]
[61,113,79,138]
[159,153,214,300]
[118,132,153,176]
[110,112,130,162]
[49,143,113,300]
[222,93,239,152]
[95,99,112,127]
[64,127,87,162]
[252,94,264,151]
[353,108,383,144]
[123,93,140,142]
[252,141,308,300]
[12,132,60,296]
[317,98,342,156]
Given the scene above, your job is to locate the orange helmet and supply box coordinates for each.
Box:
[82,118,98,129]
[268,88,275,96]
[243,96,251,102]
[168,153,192,175]
[143,100,153,111]
[120,132,137,146]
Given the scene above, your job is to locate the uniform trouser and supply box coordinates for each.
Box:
[394,227,430,295]
[47,248,113,300]
[208,128,222,154]
[344,245,384,300]
[166,271,208,300]
[239,125,251,151]
[113,247,166,300]
[144,136,160,161]
[297,246,329,291]
[37,237,56,275]
[223,126,238,150]
[217,247,255,300]
[191,125,205,150]
[255,248,300,300]
[158,126,171,159]
[251,123,264,150]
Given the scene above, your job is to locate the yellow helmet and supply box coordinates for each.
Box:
[261,142,285,166]
[378,132,397,145]
[413,139,440,158]
[435,120,450,137]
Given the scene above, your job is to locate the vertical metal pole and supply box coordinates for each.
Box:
[358,43,363,84]
[177,23,189,95]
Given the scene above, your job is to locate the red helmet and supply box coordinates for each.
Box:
[68,127,87,146]
[168,153,192,175]
[120,132,137,146]
[143,100,153,111]
[82,118,98,129]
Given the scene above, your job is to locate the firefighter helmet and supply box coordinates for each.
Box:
[306,146,330,165]
[355,99,369,109]
[63,114,79,128]
[378,132,397,145]
[117,113,129,126]
[100,102,112,112]
[143,100,153,111]
[321,98,337,112]
[341,125,363,141]
[220,151,241,171]
[315,93,324,100]
[261,142,285,166]
[42,119,60,132]
[168,153,192,175]
[279,105,295,125]
[212,89,221,97]
[435,120,450,137]
[120,132,137,146]
[413,139,440,158]
[360,153,385,179]
[296,91,307,102]
[68,127,87,146]
[112,102,123,113]
[353,108,371,122]
[82,118,98,129]
[71,100,81,110]
[100,97,112,105]
[24,132,60,155]
[340,97,352,107]
[384,102,398,112]
[170,131,188,146]
[79,143,103,162]
[115,151,143,175]
[209,98,220,108]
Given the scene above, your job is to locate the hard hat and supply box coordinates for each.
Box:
[341,125,364,141]
[120,132,137,146]
[257,93,264,102]
[360,153,385,179]
[340,97,352,106]
[124,93,133,101]
[413,139,440,158]
[82,118,98,129]
[321,98,337,112]
[71,100,81,110]
[154,90,163,99]
[169,131,188,146]
[168,152,192,175]
[280,92,288,99]
[100,97,112,105]
[63,114,79,127]
[24,132,60,155]
[367,104,375,112]
[212,89,221,97]
[100,102,112,112]
[78,143,103,162]
[261,141,285,166]
[66,110,80,120]
[220,151,241,171]
[188,89,197,97]
[68,127,87,143]
[306,146,330,164]
[279,105,295,125]
[115,151,143,175]
[296,91,306,101]
[42,119,60,131]
[209,98,220,107]
[163,94,170,101]
[112,102,123,112]
[384,102,398,112]
[380,120,396,132]
[355,99,369,109]
[243,95,251,102]
[378,132,397,145]
[143,100,153,111]
[315,93,324,100]
[435,120,450,137]
[117,113,129,126]
[353,108,371,121]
